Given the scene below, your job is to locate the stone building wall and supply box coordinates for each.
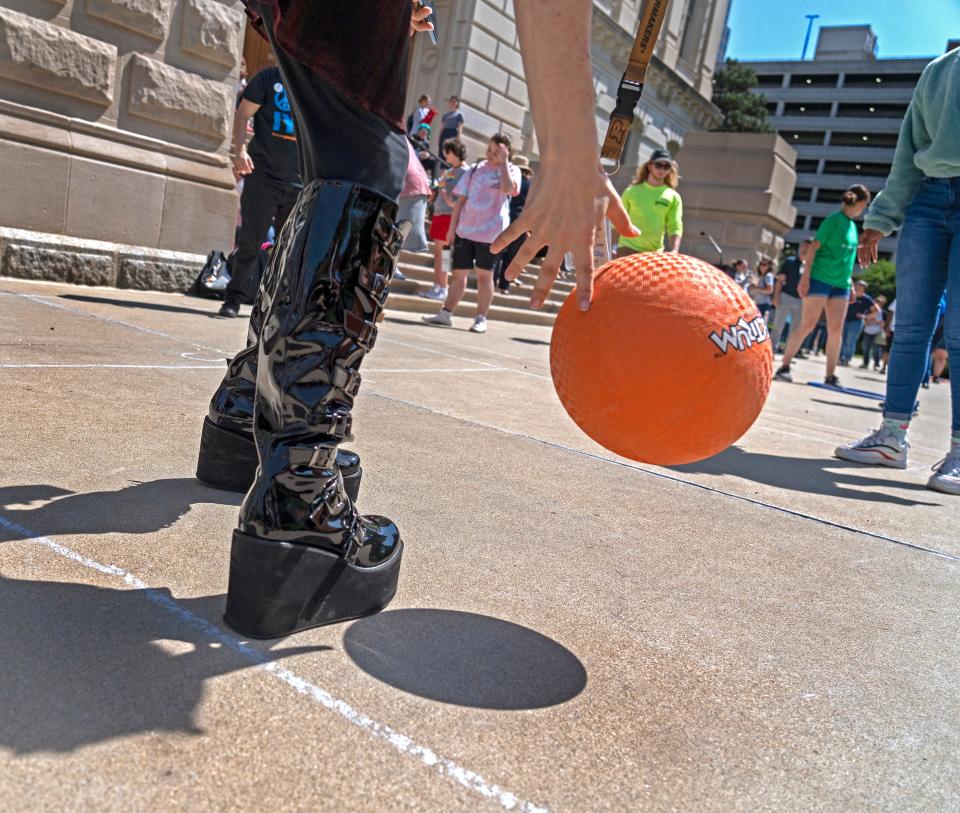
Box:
[0,0,244,289]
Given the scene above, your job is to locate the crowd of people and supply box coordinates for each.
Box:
[216,23,957,504]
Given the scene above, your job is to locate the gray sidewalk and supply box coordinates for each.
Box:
[1,277,957,812]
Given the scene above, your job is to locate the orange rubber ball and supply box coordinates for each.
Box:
[550,252,772,465]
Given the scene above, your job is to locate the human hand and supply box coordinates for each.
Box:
[490,165,639,311]
[858,228,883,266]
[797,276,810,298]
[233,148,254,179]
[410,2,434,36]
[494,142,509,163]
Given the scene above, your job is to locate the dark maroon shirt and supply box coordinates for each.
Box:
[243,0,410,131]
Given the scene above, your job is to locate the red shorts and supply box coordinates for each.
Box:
[429,214,452,242]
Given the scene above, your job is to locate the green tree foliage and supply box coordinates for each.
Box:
[712,59,774,134]
[860,259,896,303]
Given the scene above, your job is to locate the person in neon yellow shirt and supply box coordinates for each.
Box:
[616,149,684,256]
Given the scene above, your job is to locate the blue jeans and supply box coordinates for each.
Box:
[884,178,960,431]
[841,319,863,362]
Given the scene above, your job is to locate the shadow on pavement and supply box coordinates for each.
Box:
[59,293,217,318]
[670,446,939,507]
[810,397,883,414]
[510,337,551,346]
[0,577,327,754]
[344,608,586,709]
[0,479,240,542]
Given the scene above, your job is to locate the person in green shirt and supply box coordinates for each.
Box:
[774,184,872,388]
[616,149,684,256]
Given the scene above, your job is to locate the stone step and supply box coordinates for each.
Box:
[390,275,562,318]
[396,261,572,306]
[399,246,577,294]
[384,291,557,327]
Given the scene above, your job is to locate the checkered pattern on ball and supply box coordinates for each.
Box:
[550,252,773,465]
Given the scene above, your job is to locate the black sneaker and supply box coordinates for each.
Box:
[824,375,843,389]
[774,365,793,382]
[217,300,240,318]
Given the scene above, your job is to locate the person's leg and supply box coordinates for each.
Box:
[444,268,469,310]
[210,1,412,637]
[932,348,948,379]
[780,296,827,368]
[222,173,278,313]
[476,269,495,316]
[840,319,858,364]
[860,332,876,367]
[883,191,951,423]
[432,239,448,286]
[824,296,849,380]
[770,295,795,351]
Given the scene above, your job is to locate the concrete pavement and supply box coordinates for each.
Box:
[1,277,958,811]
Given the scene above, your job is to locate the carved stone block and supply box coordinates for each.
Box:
[181,0,243,67]
[86,0,173,41]
[0,8,116,105]
[127,54,232,140]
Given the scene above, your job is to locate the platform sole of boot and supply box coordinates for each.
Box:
[223,530,402,639]
[196,418,362,501]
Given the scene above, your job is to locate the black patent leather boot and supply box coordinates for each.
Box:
[196,236,362,501]
[223,181,404,639]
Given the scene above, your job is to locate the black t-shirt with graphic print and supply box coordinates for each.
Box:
[242,66,301,188]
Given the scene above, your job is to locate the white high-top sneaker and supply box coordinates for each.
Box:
[927,444,960,495]
[834,424,909,469]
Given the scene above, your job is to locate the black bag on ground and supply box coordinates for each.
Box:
[191,250,231,299]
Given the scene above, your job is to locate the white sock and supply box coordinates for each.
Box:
[883,417,909,442]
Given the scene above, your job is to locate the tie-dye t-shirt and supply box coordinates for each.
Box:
[453,160,521,244]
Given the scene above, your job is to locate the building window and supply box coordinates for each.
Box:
[679,0,701,65]
[796,159,819,173]
[843,72,921,89]
[789,73,839,88]
[755,74,785,88]
[793,187,813,201]
[823,160,891,177]
[794,214,808,230]
[829,132,900,148]
[836,102,909,118]
[782,103,832,117]
[780,130,827,145]
[809,216,826,231]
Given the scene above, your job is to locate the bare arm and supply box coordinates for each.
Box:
[446,196,465,245]
[772,274,784,307]
[667,234,682,253]
[499,160,519,195]
[233,98,260,177]
[491,0,637,311]
[798,241,820,297]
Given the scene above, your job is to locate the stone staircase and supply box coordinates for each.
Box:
[387,243,575,327]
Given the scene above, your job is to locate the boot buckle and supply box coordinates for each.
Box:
[344,312,378,350]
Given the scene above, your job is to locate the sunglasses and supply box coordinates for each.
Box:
[652,161,673,170]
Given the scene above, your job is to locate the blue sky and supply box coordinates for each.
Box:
[724,0,959,61]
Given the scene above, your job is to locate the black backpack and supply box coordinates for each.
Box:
[191,250,231,299]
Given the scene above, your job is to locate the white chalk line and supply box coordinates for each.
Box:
[379,337,551,381]
[0,363,224,369]
[6,292,233,356]
[366,390,960,563]
[0,513,549,813]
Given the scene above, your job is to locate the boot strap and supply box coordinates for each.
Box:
[344,312,378,350]
[303,411,353,440]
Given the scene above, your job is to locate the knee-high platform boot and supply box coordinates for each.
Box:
[195,229,362,501]
[223,181,404,639]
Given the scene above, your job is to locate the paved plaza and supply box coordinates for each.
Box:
[1,277,958,811]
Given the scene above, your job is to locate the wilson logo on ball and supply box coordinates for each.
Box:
[708,315,770,354]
